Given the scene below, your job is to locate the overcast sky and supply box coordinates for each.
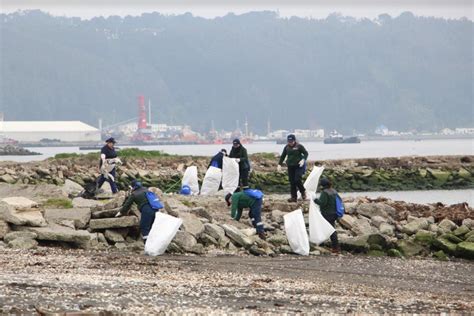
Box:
[1,0,472,20]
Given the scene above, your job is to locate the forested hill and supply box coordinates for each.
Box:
[0,10,472,133]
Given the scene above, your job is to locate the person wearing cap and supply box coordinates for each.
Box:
[229,139,250,188]
[225,192,266,240]
[277,134,309,202]
[115,180,158,240]
[208,148,227,169]
[314,178,340,253]
[97,137,119,193]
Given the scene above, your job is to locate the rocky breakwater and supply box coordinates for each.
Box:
[0,145,40,156]
[0,180,473,260]
[0,152,472,192]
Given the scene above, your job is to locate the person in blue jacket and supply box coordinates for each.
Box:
[208,149,227,169]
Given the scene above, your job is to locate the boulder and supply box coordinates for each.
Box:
[433,250,449,261]
[432,237,457,255]
[0,220,10,239]
[91,209,120,219]
[0,202,47,227]
[4,231,37,243]
[189,207,213,222]
[371,215,387,228]
[339,214,357,230]
[438,219,458,233]
[402,218,429,235]
[356,203,393,219]
[204,223,226,241]
[339,235,369,253]
[455,241,474,259]
[267,234,289,246]
[72,197,103,209]
[379,223,395,236]
[0,174,16,184]
[14,223,92,247]
[62,179,84,196]
[271,210,285,224]
[462,218,474,230]
[172,231,198,252]
[89,216,138,230]
[180,212,205,237]
[351,217,376,236]
[104,229,125,243]
[8,237,38,250]
[44,208,91,229]
[99,193,127,211]
[367,233,390,249]
[222,224,253,248]
[164,198,190,214]
[2,196,38,209]
[414,230,435,246]
[387,248,403,258]
[441,233,463,244]
[396,240,423,257]
[199,233,219,246]
[453,225,470,237]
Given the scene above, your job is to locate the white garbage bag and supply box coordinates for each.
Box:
[222,157,239,194]
[308,199,335,245]
[303,165,325,199]
[182,166,200,194]
[144,212,183,256]
[200,166,222,195]
[283,209,310,256]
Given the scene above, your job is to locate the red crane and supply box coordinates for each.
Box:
[132,95,152,142]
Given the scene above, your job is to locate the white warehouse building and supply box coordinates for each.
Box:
[0,121,101,142]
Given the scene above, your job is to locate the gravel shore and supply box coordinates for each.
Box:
[1,247,473,314]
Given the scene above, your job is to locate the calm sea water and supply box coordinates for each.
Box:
[1,138,473,163]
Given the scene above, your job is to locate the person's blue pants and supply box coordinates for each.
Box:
[97,168,118,193]
[140,204,156,237]
[249,198,264,233]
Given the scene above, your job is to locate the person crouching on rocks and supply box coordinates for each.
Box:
[115,180,162,241]
[314,178,340,254]
[225,190,266,240]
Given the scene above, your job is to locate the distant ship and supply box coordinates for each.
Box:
[323,131,361,144]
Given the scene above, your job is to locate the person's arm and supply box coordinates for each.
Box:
[118,194,135,215]
[240,147,249,164]
[231,194,241,220]
[300,144,309,161]
[315,191,328,207]
[278,146,287,165]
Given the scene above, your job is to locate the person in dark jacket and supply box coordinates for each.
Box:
[116,180,160,240]
[97,137,119,194]
[208,149,227,169]
[225,191,266,240]
[229,139,250,188]
[314,178,340,253]
[277,134,308,202]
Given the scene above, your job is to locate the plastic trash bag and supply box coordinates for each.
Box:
[200,166,222,195]
[222,157,239,194]
[302,166,325,199]
[144,212,183,256]
[284,209,309,256]
[182,166,199,195]
[308,199,336,245]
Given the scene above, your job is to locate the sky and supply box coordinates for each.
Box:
[1,0,472,20]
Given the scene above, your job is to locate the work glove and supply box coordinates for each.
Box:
[298,159,305,168]
[115,211,122,218]
[277,165,282,172]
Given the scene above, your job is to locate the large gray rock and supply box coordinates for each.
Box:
[199,233,219,247]
[271,210,285,224]
[62,179,84,196]
[222,224,253,248]
[357,203,393,219]
[72,197,103,209]
[371,215,387,228]
[339,214,357,230]
[8,237,38,250]
[89,216,138,230]
[0,220,10,239]
[402,218,429,235]
[0,174,16,184]
[172,231,198,252]
[438,219,458,233]
[339,235,369,252]
[351,217,376,236]
[379,222,395,236]
[4,231,37,243]
[180,212,205,237]
[44,208,91,229]
[104,229,125,243]
[462,218,474,230]
[14,223,92,246]
[0,202,47,227]
[204,223,226,241]
[2,196,38,209]
[91,209,119,219]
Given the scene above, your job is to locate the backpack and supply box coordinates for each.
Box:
[146,191,164,210]
[335,194,345,218]
[244,189,264,200]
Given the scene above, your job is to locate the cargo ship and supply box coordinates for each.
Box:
[323,131,361,144]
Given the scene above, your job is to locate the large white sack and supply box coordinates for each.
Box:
[145,212,183,256]
[222,157,239,194]
[283,209,310,256]
[182,166,200,194]
[302,166,325,200]
[308,199,336,245]
[200,166,222,195]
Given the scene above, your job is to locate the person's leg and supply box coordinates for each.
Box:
[288,166,297,200]
[106,168,118,193]
[97,174,106,189]
[240,168,249,188]
[250,199,264,234]
[323,213,339,250]
[140,204,156,239]
[295,167,306,199]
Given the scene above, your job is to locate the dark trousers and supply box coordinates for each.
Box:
[140,204,156,237]
[97,168,118,193]
[249,198,264,233]
[240,168,249,188]
[288,166,305,199]
[322,213,339,249]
